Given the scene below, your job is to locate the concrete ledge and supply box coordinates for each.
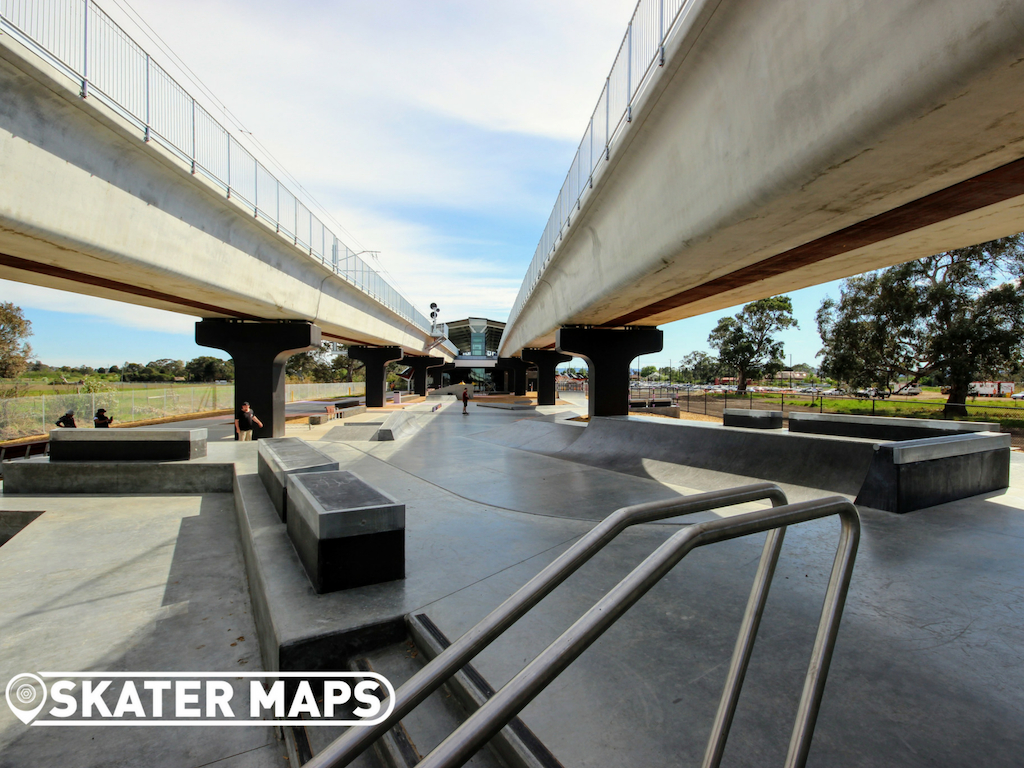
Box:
[788,411,998,441]
[286,470,405,593]
[723,409,784,429]
[1,457,234,494]
[232,472,405,674]
[856,435,1011,513]
[337,405,367,419]
[889,432,1011,464]
[477,402,536,411]
[49,428,208,461]
[257,438,339,522]
[630,405,681,418]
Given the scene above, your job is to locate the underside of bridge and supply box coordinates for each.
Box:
[500,0,1024,356]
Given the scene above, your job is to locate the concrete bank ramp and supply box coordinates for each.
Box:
[321,406,448,442]
[473,416,876,496]
[469,418,587,453]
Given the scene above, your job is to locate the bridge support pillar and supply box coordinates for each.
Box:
[556,327,663,418]
[196,319,320,439]
[348,346,403,407]
[488,367,508,392]
[404,355,445,395]
[522,349,572,405]
[496,358,532,397]
[429,366,446,389]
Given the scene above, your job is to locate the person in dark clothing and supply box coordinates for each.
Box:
[462,387,469,414]
[234,402,263,441]
[94,408,113,428]
[55,410,76,428]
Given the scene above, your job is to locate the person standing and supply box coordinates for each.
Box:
[462,387,469,415]
[235,402,263,441]
[55,410,76,428]
[93,408,114,428]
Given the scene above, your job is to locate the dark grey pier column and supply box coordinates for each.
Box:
[196,319,320,439]
[556,326,663,418]
[488,367,508,392]
[403,355,446,396]
[522,348,572,405]
[348,345,403,408]
[496,357,532,397]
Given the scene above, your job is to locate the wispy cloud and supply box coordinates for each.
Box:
[1,280,198,333]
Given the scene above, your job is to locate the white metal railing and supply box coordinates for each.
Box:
[0,0,448,345]
[502,0,695,340]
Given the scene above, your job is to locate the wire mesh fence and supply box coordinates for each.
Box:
[0,382,365,440]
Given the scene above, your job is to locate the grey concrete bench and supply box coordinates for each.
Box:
[48,428,208,461]
[286,470,405,593]
[257,438,339,522]
[788,411,997,441]
[723,409,784,429]
[855,432,1011,513]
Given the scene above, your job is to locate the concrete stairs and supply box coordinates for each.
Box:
[285,614,563,768]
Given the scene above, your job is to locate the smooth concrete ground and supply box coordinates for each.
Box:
[3,393,1024,766]
[0,494,282,767]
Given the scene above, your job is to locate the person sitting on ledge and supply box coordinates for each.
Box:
[93,408,114,428]
[55,410,76,428]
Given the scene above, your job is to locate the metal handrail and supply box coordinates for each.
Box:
[418,496,859,768]
[306,482,790,767]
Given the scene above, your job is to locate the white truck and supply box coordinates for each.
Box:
[969,381,1015,397]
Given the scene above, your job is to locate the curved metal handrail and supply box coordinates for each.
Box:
[306,482,789,767]
[418,496,860,768]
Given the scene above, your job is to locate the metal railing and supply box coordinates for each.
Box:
[502,0,701,341]
[0,0,443,341]
[308,485,861,768]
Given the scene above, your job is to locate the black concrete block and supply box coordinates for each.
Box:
[723,409,784,429]
[257,438,339,522]
[48,429,207,461]
[285,469,405,593]
[856,446,1010,513]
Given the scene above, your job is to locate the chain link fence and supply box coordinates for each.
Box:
[0,382,364,440]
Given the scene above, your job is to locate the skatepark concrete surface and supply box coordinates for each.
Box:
[2,392,1024,766]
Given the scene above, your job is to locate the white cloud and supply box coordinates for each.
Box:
[0,280,197,334]
[98,0,638,213]
[322,204,523,321]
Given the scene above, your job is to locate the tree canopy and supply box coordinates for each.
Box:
[708,296,798,391]
[0,302,33,379]
[816,234,1024,411]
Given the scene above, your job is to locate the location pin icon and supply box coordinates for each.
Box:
[6,673,47,725]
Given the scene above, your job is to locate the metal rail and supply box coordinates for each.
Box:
[419,496,859,768]
[0,0,445,343]
[502,0,711,340]
[306,482,792,767]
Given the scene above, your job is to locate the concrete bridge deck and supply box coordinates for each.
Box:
[2,399,1023,766]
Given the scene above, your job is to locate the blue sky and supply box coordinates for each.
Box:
[2,0,843,370]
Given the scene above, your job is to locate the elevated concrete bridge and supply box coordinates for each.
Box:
[0,13,453,434]
[500,0,1024,414]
